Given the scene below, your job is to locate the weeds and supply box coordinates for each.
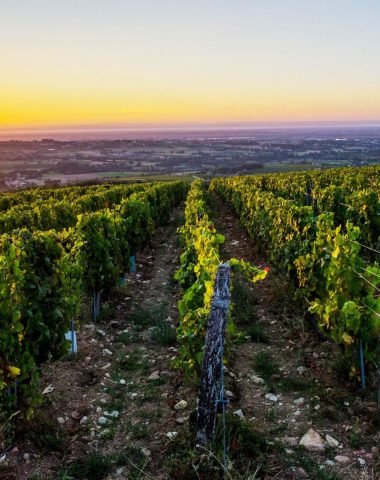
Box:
[253,351,280,381]
[127,304,168,329]
[63,453,114,480]
[20,413,67,452]
[245,324,267,343]
[151,321,177,345]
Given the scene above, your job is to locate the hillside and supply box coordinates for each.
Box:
[0,167,379,480]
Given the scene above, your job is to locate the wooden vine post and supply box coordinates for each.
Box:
[196,263,231,445]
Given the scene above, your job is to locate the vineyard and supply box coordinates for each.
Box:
[0,167,379,480]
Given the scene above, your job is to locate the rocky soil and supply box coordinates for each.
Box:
[1,198,379,480]
[210,193,380,480]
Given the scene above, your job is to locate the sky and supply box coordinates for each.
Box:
[1,0,380,129]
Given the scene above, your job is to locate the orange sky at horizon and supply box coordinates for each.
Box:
[1,1,380,130]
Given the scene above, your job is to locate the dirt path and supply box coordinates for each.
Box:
[11,206,197,480]
[210,193,380,480]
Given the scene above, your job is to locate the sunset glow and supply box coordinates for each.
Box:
[1,0,380,129]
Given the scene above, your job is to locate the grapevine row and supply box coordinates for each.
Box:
[0,181,188,420]
[210,176,380,375]
[229,166,380,249]
[0,182,133,212]
[0,183,150,234]
[175,181,266,375]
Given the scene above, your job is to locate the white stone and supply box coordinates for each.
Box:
[166,431,178,440]
[325,435,339,448]
[119,379,126,385]
[297,366,307,374]
[233,409,245,419]
[357,457,366,466]
[42,384,54,395]
[250,375,265,385]
[98,416,108,425]
[283,436,298,446]
[176,416,189,425]
[102,349,113,356]
[294,397,305,405]
[325,460,335,467]
[265,393,278,402]
[148,370,160,380]
[335,455,350,464]
[299,429,325,453]
[174,400,188,410]
[57,417,65,424]
[80,416,88,425]
[104,410,119,418]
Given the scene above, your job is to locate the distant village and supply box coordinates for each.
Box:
[0,131,380,190]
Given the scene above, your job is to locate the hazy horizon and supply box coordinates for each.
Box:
[1,121,380,142]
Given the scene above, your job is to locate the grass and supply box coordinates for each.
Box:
[117,330,142,343]
[135,378,166,405]
[274,376,315,394]
[138,409,163,419]
[164,415,271,479]
[297,453,342,480]
[125,421,150,439]
[100,426,117,440]
[127,303,168,329]
[231,276,268,344]
[348,419,362,448]
[253,351,280,381]
[151,321,177,346]
[96,301,117,323]
[245,323,267,343]
[265,408,278,421]
[20,413,67,453]
[276,447,342,480]
[113,350,143,372]
[54,447,148,480]
[232,277,258,327]
[63,453,114,480]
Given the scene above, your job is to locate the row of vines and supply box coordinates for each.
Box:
[175,181,267,376]
[210,171,380,381]
[0,181,188,424]
[229,165,380,250]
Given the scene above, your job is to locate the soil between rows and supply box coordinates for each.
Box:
[6,198,380,480]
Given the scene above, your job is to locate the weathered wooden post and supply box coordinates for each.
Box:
[196,263,231,445]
